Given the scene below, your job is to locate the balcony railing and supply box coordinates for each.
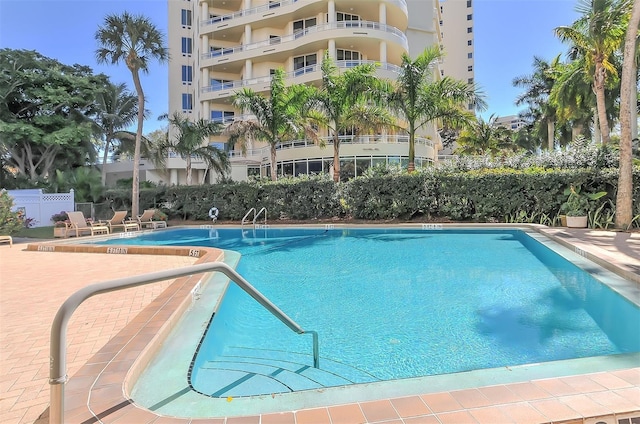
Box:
[201,21,408,60]
[201,61,402,94]
[202,0,408,27]
[228,134,434,158]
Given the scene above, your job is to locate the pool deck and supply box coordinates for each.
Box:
[0,226,638,424]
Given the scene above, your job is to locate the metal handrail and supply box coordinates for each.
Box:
[241,207,256,226]
[254,207,267,226]
[49,261,319,424]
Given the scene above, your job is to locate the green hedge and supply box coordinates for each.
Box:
[107,168,640,225]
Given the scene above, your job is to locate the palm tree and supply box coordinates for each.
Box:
[513,56,559,150]
[226,68,310,181]
[93,81,138,186]
[305,52,396,182]
[159,112,229,185]
[555,0,632,145]
[615,0,640,229]
[454,114,516,156]
[95,12,169,216]
[386,46,486,172]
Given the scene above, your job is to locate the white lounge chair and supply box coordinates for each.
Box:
[101,211,139,232]
[66,211,110,237]
[137,209,167,229]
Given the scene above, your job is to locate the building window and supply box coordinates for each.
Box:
[468,78,474,84]
[210,78,233,90]
[293,17,317,32]
[269,1,280,8]
[468,52,473,59]
[181,9,192,26]
[293,53,317,76]
[181,65,192,84]
[467,0,472,7]
[468,39,472,46]
[439,20,443,26]
[337,12,360,25]
[467,27,473,33]
[269,35,281,44]
[337,49,360,63]
[182,93,193,111]
[181,37,192,55]
[440,70,444,76]
[468,65,473,72]
[209,142,225,150]
[210,110,234,123]
[467,14,472,20]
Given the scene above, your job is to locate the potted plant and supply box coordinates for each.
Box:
[51,211,69,237]
[560,185,606,228]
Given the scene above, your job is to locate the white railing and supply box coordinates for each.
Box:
[202,0,407,27]
[7,189,75,228]
[201,21,408,61]
[201,61,402,94]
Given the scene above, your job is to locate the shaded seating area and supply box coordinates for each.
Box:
[100,210,139,232]
[66,211,110,237]
[137,209,167,229]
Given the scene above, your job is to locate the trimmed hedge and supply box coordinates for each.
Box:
[107,168,640,225]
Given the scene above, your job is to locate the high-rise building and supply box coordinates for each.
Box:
[107,0,473,186]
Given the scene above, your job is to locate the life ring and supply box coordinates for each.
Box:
[208,207,219,220]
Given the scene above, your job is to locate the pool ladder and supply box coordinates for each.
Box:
[242,207,267,228]
[48,261,319,424]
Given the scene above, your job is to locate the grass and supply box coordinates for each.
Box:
[12,226,56,239]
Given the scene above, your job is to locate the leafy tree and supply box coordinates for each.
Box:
[0,49,107,181]
[513,56,559,149]
[96,12,169,216]
[305,52,395,182]
[385,46,486,172]
[226,68,310,181]
[158,112,229,185]
[52,167,104,203]
[93,81,138,185]
[615,0,640,229]
[555,0,632,144]
[455,114,516,156]
[0,190,24,235]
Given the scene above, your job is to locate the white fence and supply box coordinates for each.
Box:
[7,189,75,228]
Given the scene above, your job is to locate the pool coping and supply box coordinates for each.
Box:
[26,224,640,423]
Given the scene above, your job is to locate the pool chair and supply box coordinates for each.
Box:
[66,211,110,237]
[136,209,167,229]
[101,210,139,232]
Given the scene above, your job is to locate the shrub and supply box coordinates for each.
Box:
[0,190,25,235]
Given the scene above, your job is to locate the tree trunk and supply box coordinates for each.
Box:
[547,120,555,150]
[592,108,601,144]
[130,69,145,217]
[615,0,640,229]
[407,123,415,173]
[333,133,340,182]
[101,137,111,186]
[270,144,277,181]
[593,60,611,144]
[186,156,192,185]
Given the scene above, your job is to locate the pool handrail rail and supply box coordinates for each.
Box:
[49,261,318,424]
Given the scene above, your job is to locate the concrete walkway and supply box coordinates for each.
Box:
[0,227,638,424]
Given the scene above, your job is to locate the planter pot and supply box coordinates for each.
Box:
[566,215,588,228]
[559,215,567,227]
[53,227,67,238]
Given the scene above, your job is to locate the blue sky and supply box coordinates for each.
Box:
[0,0,579,131]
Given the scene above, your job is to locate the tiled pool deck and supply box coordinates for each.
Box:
[0,226,638,424]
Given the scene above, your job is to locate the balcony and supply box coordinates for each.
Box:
[201,20,408,68]
[200,60,402,101]
[202,0,408,30]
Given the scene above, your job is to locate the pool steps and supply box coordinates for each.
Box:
[193,346,377,397]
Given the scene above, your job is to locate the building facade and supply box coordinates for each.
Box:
[106,0,474,186]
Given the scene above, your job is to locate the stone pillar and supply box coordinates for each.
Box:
[327,0,335,23]
[379,3,386,25]
[380,41,387,63]
[170,169,178,186]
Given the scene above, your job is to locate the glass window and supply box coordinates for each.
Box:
[468,65,473,72]
[468,39,472,46]
[468,77,474,84]
[293,18,317,31]
[467,14,472,20]
[181,37,192,54]
[467,0,472,6]
[467,27,473,33]
[182,93,192,110]
[293,53,317,75]
[210,110,235,123]
[468,52,473,59]
[181,65,192,83]
[294,161,308,176]
[181,9,192,26]
[337,49,360,62]
[269,1,280,9]
[209,142,225,150]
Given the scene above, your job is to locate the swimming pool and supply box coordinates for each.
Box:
[102,227,640,417]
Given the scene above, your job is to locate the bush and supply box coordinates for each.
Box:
[0,190,25,235]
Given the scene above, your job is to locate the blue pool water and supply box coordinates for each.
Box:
[103,228,640,398]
